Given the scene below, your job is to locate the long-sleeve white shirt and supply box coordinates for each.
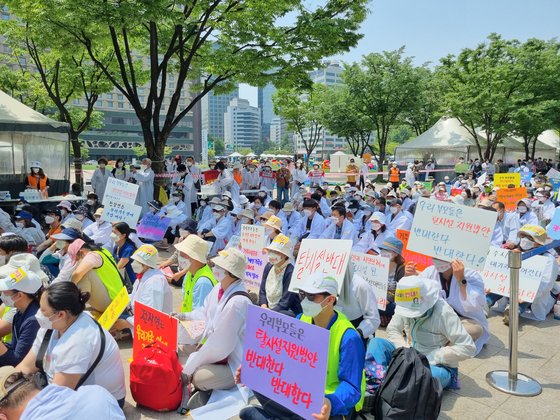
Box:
[336,274,380,337]
[127,268,173,326]
[83,220,112,245]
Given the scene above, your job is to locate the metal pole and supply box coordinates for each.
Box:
[486,250,542,396]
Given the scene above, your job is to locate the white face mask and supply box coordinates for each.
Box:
[178,255,191,270]
[0,255,5,266]
[87,200,95,206]
[45,216,55,225]
[213,212,222,220]
[212,266,227,282]
[141,164,147,171]
[75,214,85,221]
[96,218,103,226]
[265,227,274,236]
[241,217,250,224]
[372,222,382,231]
[1,292,16,308]
[268,253,283,265]
[519,237,536,251]
[301,296,327,318]
[517,206,527,214]
[35,310,57,330]
[380,250,393,259]
[254,204,262,209]
[389,207,398,215]
[131,260,144,273]
[110,232,120,242]
[330,216,339,223]
[303,209,312,218]
[15,221,25,228]
[32,168,40,174]
[60,210,68,217]
[173,197,181,203]
[55,240,67,250]
[200,201,207,207]
[434,260,452,273]
[117,162,124,168]
[186,162,193,167]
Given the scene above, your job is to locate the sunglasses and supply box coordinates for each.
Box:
[298,291,323,301]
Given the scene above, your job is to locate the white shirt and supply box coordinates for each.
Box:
[83,220,112,245]
[31,313,126,400]
[127,268,173,326]
[386,210,412,236]
[336,274,380,337]
[496,212,520,244]
[320,218,357,244]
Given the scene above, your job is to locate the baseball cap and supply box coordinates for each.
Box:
[296,272,339,296]
[15,211,33,220]
[52,228,82,241]
[0,268,42,294]
[0,366,29,402]
[394,275,440,318]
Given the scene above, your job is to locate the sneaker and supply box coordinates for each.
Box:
[503,305,510,326]
[186,390,212,410]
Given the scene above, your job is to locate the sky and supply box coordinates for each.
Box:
[240,0,560,105]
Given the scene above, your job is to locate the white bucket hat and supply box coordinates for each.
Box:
[211,248,247,280]
[0,268,42,294]
[174,235,209,264]
[264,234,293,258]
[394,275,440,318]
[369,211,386,225]
[30,161,42,169]
[239,195,249,205]
[282,202,295,212]
[0,254,49,286]
[131,244,159,268]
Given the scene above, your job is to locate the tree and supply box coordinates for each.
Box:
[238,147,253,156]
[343,48,422,171]
[279,134,294,154]
[273,85,325,169]
[318,85,374,156]
[9,0,368,196]
[0,66,50,113]
[403,67,442,136]
[213,139,225,156]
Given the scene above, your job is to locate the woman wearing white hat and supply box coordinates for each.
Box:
[353,212,390,254]
[259,235,301,317]
[178,248,252,409]
[26,161,50,198]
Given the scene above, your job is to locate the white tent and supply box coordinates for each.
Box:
[228,152,243,158]
[537,130,560,152]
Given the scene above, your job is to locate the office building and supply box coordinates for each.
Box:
[201,85,239,143]
[258,83,277,141]
[224,98,261,150]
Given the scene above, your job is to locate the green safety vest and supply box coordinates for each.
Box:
[301,311,366,412]
[1,306,12,344]
[181,265,217,312]
[94,249,123,301]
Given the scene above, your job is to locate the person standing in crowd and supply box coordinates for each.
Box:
[132,158,155,216]
[291,160,307,197]
[238,273,365,419]
[185,156,202,214]
[111,222,138,288]
[231,163,243,203]
[258,235,301,317]
[242,163,260,191]
[389,162,400,190]
[359,160,370,191]
[25,161,50,197]
[275,161,291,205]
[16,282,126,406]
[214,161,233,195]
[424,159,435,181]
[307,163,325,187]
[90,157,112,201]
[320,205,357,243]
[111,159,129,181]
[346,158,359,187]
[259,163,275,192]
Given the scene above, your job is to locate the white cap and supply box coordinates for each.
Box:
[0,268,42,294]
[394,275,440,318]
[369,211,386,225]
[296,272,338,296]
[131,244,159,268]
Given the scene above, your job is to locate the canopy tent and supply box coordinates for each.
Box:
[228,152,243,158]
[0,90,69,196]
[536,130,560,153]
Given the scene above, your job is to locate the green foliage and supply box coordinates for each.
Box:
[237,147,253,156]
[279,134,295,154]
[213,139,225,156]
[0,66,51,113]
[403,67,442,136]
[208,149,216,159]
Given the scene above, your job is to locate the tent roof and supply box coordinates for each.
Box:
[537,130,560,150]
[0,90,69,134]
[228,152,243,157]
[397,117,484,149]
[332,151,347,156]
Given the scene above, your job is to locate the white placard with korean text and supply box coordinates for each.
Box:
[350,252,390,310]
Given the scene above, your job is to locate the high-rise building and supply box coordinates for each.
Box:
[201,86,239,143]
[224,98,261,150]
[270,117,290,146]
[258,83,277,141]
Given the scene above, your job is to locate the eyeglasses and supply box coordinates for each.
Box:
[298,291,322,301]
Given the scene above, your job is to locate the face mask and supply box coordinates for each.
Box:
[96,218,103,226]
[75,214,85,221]
[200,201,207,207]
[372,222,382,231]
[254,204,262,210]
[32,168,40,173]
[240,217,250,224]
[131,260,144,273]
[517,206,527,214]
[60,210,68,217]
[301,296,327,318]
[249,168,255,173]
[213,212,222,220]
[141,164,147,171]
[178,255,191,270]
[268,254,283,265]
[212,266,227,282]
[519,238,535,251]
[15,221,25,228]
[330,216,339,223]
[45,216,55,225]
[87,200,94,206]
[110,232,121,242]
[35,310,57,330]
[434,260,452,273]
[389,207,398,215]
[303,209,312,218]
[99,164,106,169]
[1,292,15,308]
[265,227,274,236]
[545,186,552,191]
[55,240,67,250]
[117,162,123,168]
[0,255,5,266]
[380,250,393,259]
[538,197,547,203]
[173,197,181,203]
[186,162,193,167]
[364,210,372,217]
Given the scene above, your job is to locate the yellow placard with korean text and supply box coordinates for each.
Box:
[98,286,130,330]
[494,173,521,189]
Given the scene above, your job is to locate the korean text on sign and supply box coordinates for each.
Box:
[133,301,177,359]
[407,198,497,270]
[241,306,329,420]
[350,252,389,310]
[102,177,139,205]
[396,229,433,271]
[137,214,172,241]
[493,173,521,189]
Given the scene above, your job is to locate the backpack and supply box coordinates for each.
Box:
[373,347,442,420]
[130,342,183,411]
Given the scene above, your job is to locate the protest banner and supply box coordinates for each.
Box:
[476,172,487,186]
[101,199,142,226]
[240,225,268,292]
[396,229,433,271]
[550,178,560,192]
[546,167,560,180]
[136,213,172,241]
[102,177,139,205]
[450,188,463,196]
[241,306,329,420]
[454,163,469,173]
[289,239,352,292]
[422,181,433,191]
[350,252,389,310]
[98,286,130,330]
[407,198,497,270]
[494,173,521,189]
[547,208,560,240]
[521,171,533,184]
[481,247,545,303]
[496,187,527,211]
[133,301,178,359]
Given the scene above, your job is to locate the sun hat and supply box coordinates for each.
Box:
[296,272,339,296]
[56,201,73,211]
[264,234,293,258]
[378,237,404,255]
[394,275,440,318]
[62,218,83,232]
[369,211,386,225]
[259,210,274,221]
[239,195,249,206]
[222,191,233,199]
[518,224,547,245]
[264,215,282,231]
[0,268,42,294]
[30,161,42,169]
[131,244,159,268]
[94,208,104,217]
[282,202,295,213]
[174,235,209,264]
[0,254,49,286]
[239,209,255,221]
[211,247,247,280]
[52,228,81,241]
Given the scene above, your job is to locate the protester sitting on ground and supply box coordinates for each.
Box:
[157,205,188,250]
[233,208,255,236]
[83,208,112,246]
[517,198,539,226]
[258,235,301,317]
[157,220,198,286]
[263,215,283,246]
[370,276,476,390]
[353,211,390,254]
[292,199,325,242]
[14,212,45,251]
[47,228,83,282]
[0,366,126,419]
[0,270,42,367]
[84,193,102,215]
[320,205,357,243]
[16,282,126,405]
[238,273,366,419]
[198,200,233,257]
[112,245,172,336]
[174,248,251,410]
[251,196,266,217]
[69,240,123,314]
[35,209,63,254]
[111,222,138,287]
[0,237,51,286]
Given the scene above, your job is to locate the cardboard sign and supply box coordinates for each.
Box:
[133,301,178,359]
[241,306,329,420]
[101,199,142,227]
[494,173,521,189]
[98,286,130,330]
[407,198,497,270]
[422,181,433,191]
[289,239,352,292]
[350,252,389,310]
[546,168,560,179]
[481,247,545,303]
[396,229,433,271]
[137,213,172,241]
[496,187,527,211]
[521,171,533,184]
[240,225,268,292]
[102,177,139,205]
[547,208,560,240]
[241,224,266,252]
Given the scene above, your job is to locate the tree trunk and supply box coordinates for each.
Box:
[69,132,83,189]
[530,136,538,161]
[522,136,530,161]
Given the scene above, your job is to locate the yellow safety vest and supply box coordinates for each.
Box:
[181,265,217,312]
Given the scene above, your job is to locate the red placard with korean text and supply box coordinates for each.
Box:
[396,229,433,271]
[133,301,178,359]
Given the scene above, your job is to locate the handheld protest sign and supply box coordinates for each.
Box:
[289,239,352,293]
[133,301,178,360]
[496,187,527,211]
[546,168,560,180]
[98,286,130,330]
[481,247,544,303]
[547,208,560,240]
[101,199,142,227]
[241,306,329,420]
[407,198,497,270]
[396,229,433,271]
[137,214,172,241]
[241,225,268,292]
[350,252,389,310]
[102,177,139,205]
[494,173,521,189]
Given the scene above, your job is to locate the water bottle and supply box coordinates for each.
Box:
[554,301,560,320]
